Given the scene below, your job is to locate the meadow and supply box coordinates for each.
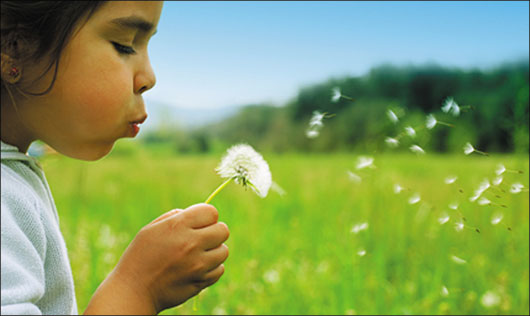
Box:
[41,141,529,315]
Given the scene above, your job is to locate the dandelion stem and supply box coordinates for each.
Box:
[205,178,234,204]
[438,121,455,127]
[474,149,489,156]
[340,95,354,102]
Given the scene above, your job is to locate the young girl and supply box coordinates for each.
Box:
[1,1,230,314]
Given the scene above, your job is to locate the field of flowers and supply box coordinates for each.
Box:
[41,141,529,315]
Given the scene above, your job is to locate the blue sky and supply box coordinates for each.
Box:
[144,1,529,110]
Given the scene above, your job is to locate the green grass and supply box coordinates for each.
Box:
[41,142,529,315]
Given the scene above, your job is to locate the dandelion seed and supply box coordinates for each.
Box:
[426,114,437,129]
[480,290,501,308]
[469,192,481,202]
[449,202,459,210]
[270,181,286,197]
[441,286,449,297]
[463,142,474,155]
[491,213,503,225]
[438,214,450,225]
[450,255,467,264]
[357,249,366,257]
[496,164,506,175]
[492,176,503,186]
[356,156,375,170]
[309,111,326,128]
[331,87,341,103]
[454,221,464,232]
[385,137,399,148]
[409,145,425,155]
[210,143,272,201]
[408,193,421,205]
[394,183,404,194]
[445,176,458,184]
[351,222,369,234]
[478,197,491,206]
[387,109,399,123]
[347,170,362,184]
[405,126,416,137]
[442,97,461,117]
[306,129,320,139]
[263,269,280,284]
[478,179,491,192]
[510,182,524,194]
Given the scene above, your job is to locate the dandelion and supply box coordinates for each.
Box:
[409,145,425,155]
[405,126,416,137]
[331,87,341,102]
[510,182,525,194]
[438,213,450,225]
[441,286,449,297]
[445,176,458,184]
[357,249,366,257]
[387,109,399,123]
[463,142,488,156]
[351,222,369,234]
[442,97,461,117]
[394,183,404,194]
[385,137,399,148]
[491,213,503,225]
[356,156,375,170]
[408,193,421,205]
[450,255,467,264]
[454,221,464,232]
[480,291,501,308]
[207,143,272,202]
[347,170,362,184]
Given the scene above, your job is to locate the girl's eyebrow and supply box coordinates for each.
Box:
[109,16,157,35]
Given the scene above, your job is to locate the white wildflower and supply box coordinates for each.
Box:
[385,137,399,148]
[426,114,437,129]
[387,109,399,123]
[216,143,272,198]
[449,202,459,210]
[347,170,362,184]
[441,286,449,297]
[444,176,458,184]
[450,255,467,264]
[492,176,503,186]
[356,156,375,170]
[351,222,369,234]
[438,213,450,225]
[331,87,341,102]
[405,126,416,137]
[409,145,425,155]
[463,142,475,155]
[454,221,464,232]
[357,249,366,257]
[394,183,404,194]
[263,269,280,284]
[496,164,506,175]
[480,290,501,308]
[478,197,491,206]
[408,193,421,205]
[510,182,524,194]
[491,213,503,225]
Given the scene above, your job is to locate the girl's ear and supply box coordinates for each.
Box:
[1,52,22,84]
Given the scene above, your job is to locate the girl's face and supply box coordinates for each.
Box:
[11,1,163,160]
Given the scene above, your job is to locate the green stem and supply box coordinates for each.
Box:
[205,178,233,204]
[439,121,455,127]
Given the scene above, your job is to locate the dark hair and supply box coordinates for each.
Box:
[1,1,104,95]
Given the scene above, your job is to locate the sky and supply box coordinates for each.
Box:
[144,1,529,110]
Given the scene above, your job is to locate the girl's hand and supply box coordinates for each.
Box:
[84,203,230,315]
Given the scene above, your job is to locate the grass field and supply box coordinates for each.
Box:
[41,141,529,315]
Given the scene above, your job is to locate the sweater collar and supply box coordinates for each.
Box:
[1,140,42,170]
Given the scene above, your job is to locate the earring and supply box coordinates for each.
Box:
[1,53,22,84]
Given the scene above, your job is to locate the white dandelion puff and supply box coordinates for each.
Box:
[480,291,501,308]
[394,183,404,194]
[356,156,375,170]
[438,213,450,225]
[347,170,362,184]
[492,176,503,186]
[449,202,459,210]
[491,213,503,225]
[463,142,475,155]
[351,222,369,234]
[478,197,491,206]
[212,143,272,200]
[409,145,425,155]
[441,286,449,297]
[450,255,467,264]
[496,164,506,175]
[408,193,421,205]
[387,109,399,123]
[357,249,366,257]
[426,114,437,129]
[444,176,458,184]
[331,87,341,102]
[510,182,524,194]
[455,221,464,232]
[385,137,399,148]
[405,126,416,137]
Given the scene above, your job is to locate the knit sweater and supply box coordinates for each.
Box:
[1,141,77,315]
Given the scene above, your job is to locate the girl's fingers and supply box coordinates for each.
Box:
[182,203,219,229]
[202,243,229,271]
[149,208,182,225]
[196,264,225,287]
[197,222,230,250]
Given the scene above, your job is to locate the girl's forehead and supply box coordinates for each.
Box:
[89,1,162,31]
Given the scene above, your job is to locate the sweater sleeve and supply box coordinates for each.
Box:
[1,182,47,315]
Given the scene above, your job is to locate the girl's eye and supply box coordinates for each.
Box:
[112,42,136,55]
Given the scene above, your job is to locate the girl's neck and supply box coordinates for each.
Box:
[1,93,34,154]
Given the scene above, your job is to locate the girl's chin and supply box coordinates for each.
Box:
[55,142,115,161]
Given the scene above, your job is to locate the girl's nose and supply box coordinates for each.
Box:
[135,57,156,94]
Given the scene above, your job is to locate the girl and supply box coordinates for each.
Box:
[1,1,230,314]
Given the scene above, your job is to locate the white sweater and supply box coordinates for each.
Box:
[1,141,77,315]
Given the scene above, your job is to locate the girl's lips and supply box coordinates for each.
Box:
[129,122,140,137]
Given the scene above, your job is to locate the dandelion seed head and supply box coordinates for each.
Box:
[496,164,506,175]
[405,126,416,137]
[409,145,425,155]
[408,193,421,205]
[480,291,501,308]
[478,197,491,206]
[356,156,375,170]
[491,213,503,225]
[438,214,450,225]
[331,87,341,103]
[216,143,272,198]
[510,182,524,194]
[441,286,449,297]
[347,170,362,184]
[385,137,399,148]
[445,176,458,184]
[463,142,475,155]
[426,114,437,129]
[450,255,467,264]
[387,109,399,123]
